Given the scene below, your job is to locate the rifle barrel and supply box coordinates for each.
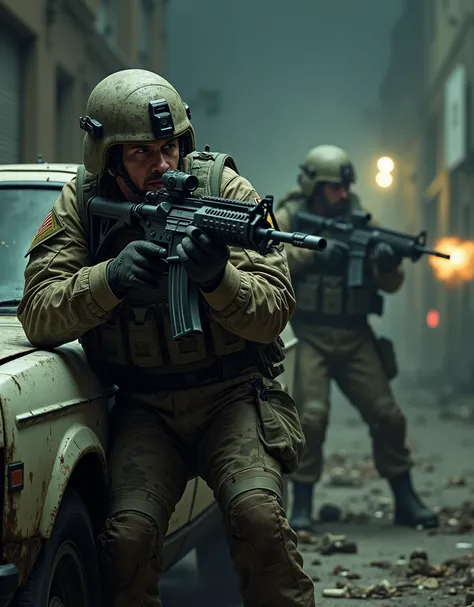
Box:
[422,246,451,260]
[262,228,327,251]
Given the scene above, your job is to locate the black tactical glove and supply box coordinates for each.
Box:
[372,242,402,273]
[106,240,167,297]
[176,225,230,292]
[318,239,349,271]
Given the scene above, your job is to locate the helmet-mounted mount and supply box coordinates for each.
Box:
[340,163,355,187]
[148,98,175,139]
[79,116,103,138]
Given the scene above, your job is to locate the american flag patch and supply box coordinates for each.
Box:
[26,208,62,255]
[36,211,54,237]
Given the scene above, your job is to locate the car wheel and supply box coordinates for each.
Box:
[196,525,240,600]
[12,488,101,607]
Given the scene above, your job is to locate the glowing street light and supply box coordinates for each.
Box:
[377,156,394,173]
[375,171,393,188]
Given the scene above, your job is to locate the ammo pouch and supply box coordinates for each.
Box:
[254,378,305,474]
[374,336,398,381]
[81,330,286,391]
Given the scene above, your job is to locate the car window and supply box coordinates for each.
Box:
[0,184,64,303]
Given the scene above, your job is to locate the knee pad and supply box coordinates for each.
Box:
[97,510,159,590]
[228,489,286,568]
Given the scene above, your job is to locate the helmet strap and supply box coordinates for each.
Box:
[106,144,148,199]
[116,174,144,203]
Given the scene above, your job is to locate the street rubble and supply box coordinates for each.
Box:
[293,447,474,604]
[308,543,474,602]
[301,450,474,534]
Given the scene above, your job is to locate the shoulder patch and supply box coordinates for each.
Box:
[25,208,64,256]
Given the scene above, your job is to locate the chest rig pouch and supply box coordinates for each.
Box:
[281,197,383,327]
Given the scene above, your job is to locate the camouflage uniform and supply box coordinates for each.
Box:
[275,145,438,533]
[18,70,315,607]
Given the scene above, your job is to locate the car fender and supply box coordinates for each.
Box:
[39,422,108,537]
[0,342,112,544]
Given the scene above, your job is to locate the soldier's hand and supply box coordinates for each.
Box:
[106,240,167,296]
[372,242,402,273]
[176,225,230,292]
[319,239,348,271]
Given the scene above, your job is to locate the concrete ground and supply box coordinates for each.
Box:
[161,384,474,606]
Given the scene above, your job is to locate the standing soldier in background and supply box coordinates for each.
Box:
[275,144,438,535]
[17,69,316,607]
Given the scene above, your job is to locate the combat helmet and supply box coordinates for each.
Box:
[80,69,195,175]
[298,144,356,198]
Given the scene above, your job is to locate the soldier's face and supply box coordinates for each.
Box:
[122,138,180,192]
[322,183,349,205]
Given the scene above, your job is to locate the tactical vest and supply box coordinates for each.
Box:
[75,151,274,390]
[280,192,382,327]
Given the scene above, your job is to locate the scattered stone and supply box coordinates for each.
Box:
[322,587,347,598]
[447,476,467,487]
[327,467,364,488]
[370,560,392,569]
[436,502,474,534]
[414,575,439,589]
[318,503,341,522]
[320,533,357,556]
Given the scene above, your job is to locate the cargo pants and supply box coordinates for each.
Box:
[97,371,315,607]
[291,323,412,484]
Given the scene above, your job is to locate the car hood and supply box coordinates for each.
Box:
[0,317,38,366]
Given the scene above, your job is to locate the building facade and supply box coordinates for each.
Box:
[379,0,474,391]
[377,0,426,378]
[0,0,166,165]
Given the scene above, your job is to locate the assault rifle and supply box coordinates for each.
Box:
[294,209,451,288]
[88,170,327,341]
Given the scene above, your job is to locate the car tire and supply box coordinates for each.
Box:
[196,525,240,601]
[12,488,102,607]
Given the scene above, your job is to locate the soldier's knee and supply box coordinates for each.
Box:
[300,400,328,439]
[373,406,406,444]
[97,510,160,589]
[228,489,287,568]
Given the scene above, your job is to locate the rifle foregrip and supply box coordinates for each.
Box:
[168,261,203,340]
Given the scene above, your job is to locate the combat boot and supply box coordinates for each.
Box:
[290,481,315,532]
[389,470,438,528]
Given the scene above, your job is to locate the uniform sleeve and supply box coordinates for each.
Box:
[17,179,121,347]
[369,214,405,293]
[274,206,318,274]
[200,167,296,343]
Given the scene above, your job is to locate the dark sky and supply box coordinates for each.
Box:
[165,0,404,205]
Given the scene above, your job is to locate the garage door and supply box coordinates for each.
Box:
[0,24,23,163]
